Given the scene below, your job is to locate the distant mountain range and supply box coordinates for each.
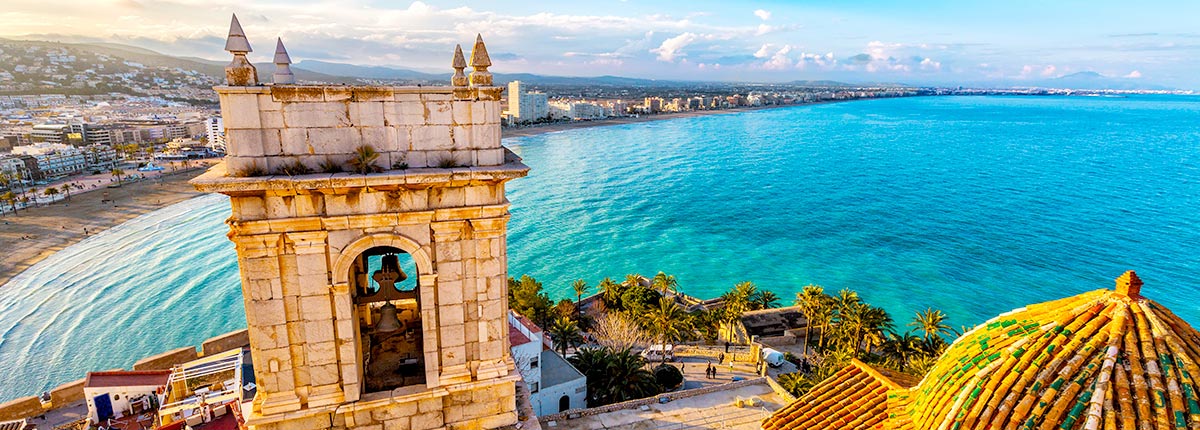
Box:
[0,38,1177,91]
[1037,71,1171,91]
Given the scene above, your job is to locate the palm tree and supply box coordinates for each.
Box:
[795,285,828,357]
[910,308,953,341]
[572,279,588,315]
[733,281,758,303]
[0,191,16,215]
[548,317,584,357]
[569,347,660,406]
[59,184,72,201]
[646,297,690,364]
[598,277,621,310]
[859,306,894,355]
[719,287,750,341]
[751,290,780,310]
[111,168,126,186]
[348,144,382,174]
[42,187,59,200]
[650,272,678,296]
[881,331,923,369]
[624,273,643,289]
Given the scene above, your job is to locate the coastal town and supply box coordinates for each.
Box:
[1,5,1199,430]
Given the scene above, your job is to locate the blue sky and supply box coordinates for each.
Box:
[1,0,1197,87]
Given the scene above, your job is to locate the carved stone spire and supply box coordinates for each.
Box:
[469,34,493,86]
[223,14,258,86]
[451,44,468,87]
[272,38,295,84]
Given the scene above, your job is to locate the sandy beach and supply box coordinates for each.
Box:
[0,163,214,287]
[0,104,800,287]
[501,105,791,138]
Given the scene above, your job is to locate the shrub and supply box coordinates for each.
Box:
[318,157,344,174]
[277,159,312,176]
[653,363,684,390]
[234,161,267,177]
[436,156,459,169]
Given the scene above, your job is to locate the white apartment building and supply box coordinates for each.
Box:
[507,81,549,124]
[508,311,587,416]
[205,116,226,153]
[12,142,87,178]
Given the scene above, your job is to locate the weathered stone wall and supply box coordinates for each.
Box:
[132,346,198,370]
[48,378,86,408]
[0,396,43,421]
[217,86,504,176]
[202,329,250,356]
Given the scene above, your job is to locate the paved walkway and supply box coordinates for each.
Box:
[549,382,783,430]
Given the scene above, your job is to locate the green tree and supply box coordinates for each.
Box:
[548,316,584,357]
[751,290,780,310]
[881,331,923,370]
[650,272,678,296]
[569,347,661,406]
[599,277,622,310]
[795,285,829,357]
[910,308,953,341]
[42,187,59,199]
[507,275,553,328]
[59,184,72,201]
[572,279,588,315]
[0,191,16,215]
[646,297,690,363]
[111,168,126,186]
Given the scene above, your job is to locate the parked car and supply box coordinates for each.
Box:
[762,348,785,367]
[641,344,676,362]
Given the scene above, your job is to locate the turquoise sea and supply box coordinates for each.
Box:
[2,95,1199,401]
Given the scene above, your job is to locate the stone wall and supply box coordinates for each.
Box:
[536,378,771,423]
[132,346,199,370]
[48,378,86,408]
[0,396,43,421]
[217,85,504,176]
[202,329,250,356]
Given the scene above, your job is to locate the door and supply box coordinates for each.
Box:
[94,393,114,421]
[559,395,570,412]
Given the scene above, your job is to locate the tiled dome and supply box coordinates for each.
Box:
[890,271,1200,430]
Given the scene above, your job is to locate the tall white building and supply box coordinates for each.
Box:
[205,116,226,153]
[12,142,87,178]
[507,81,549,124]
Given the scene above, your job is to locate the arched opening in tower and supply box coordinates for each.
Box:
[349,245,426,393]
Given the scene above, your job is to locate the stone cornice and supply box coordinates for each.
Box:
[192,156,529,195]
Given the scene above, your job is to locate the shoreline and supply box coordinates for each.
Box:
[0,166,211,287]
[501,103,815,139]
[0,97,870,287]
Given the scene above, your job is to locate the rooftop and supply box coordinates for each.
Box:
[550,380,785,430]
[761,359,918,430]
[739,306,806,338]
[83,370,172,389]
[539,350,584,388]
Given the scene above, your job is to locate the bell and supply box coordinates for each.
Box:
[375,302,403,333]
[372,254,408,289]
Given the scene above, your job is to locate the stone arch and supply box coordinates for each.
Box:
[332,233,434,285]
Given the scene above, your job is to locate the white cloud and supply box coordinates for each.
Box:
[1041,65,1057,77]
[1125,70,1143,78]
[753,43,773,58]
[650,32,698,62]
[762,45,792,70]
[754,9,772,21]
[919,57,941,71]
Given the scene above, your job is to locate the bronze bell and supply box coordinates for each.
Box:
[374,302,403,333]
[372,254,408,289]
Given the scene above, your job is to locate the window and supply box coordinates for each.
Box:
[530,382,539,393]
[531,357,539,368]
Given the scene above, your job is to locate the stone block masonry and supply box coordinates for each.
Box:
[218,85,504,176]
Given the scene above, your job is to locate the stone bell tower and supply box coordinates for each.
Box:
[192,16,527,430]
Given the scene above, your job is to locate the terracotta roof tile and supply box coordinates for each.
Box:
[887,271,1200,430]
[762,359,919,430]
